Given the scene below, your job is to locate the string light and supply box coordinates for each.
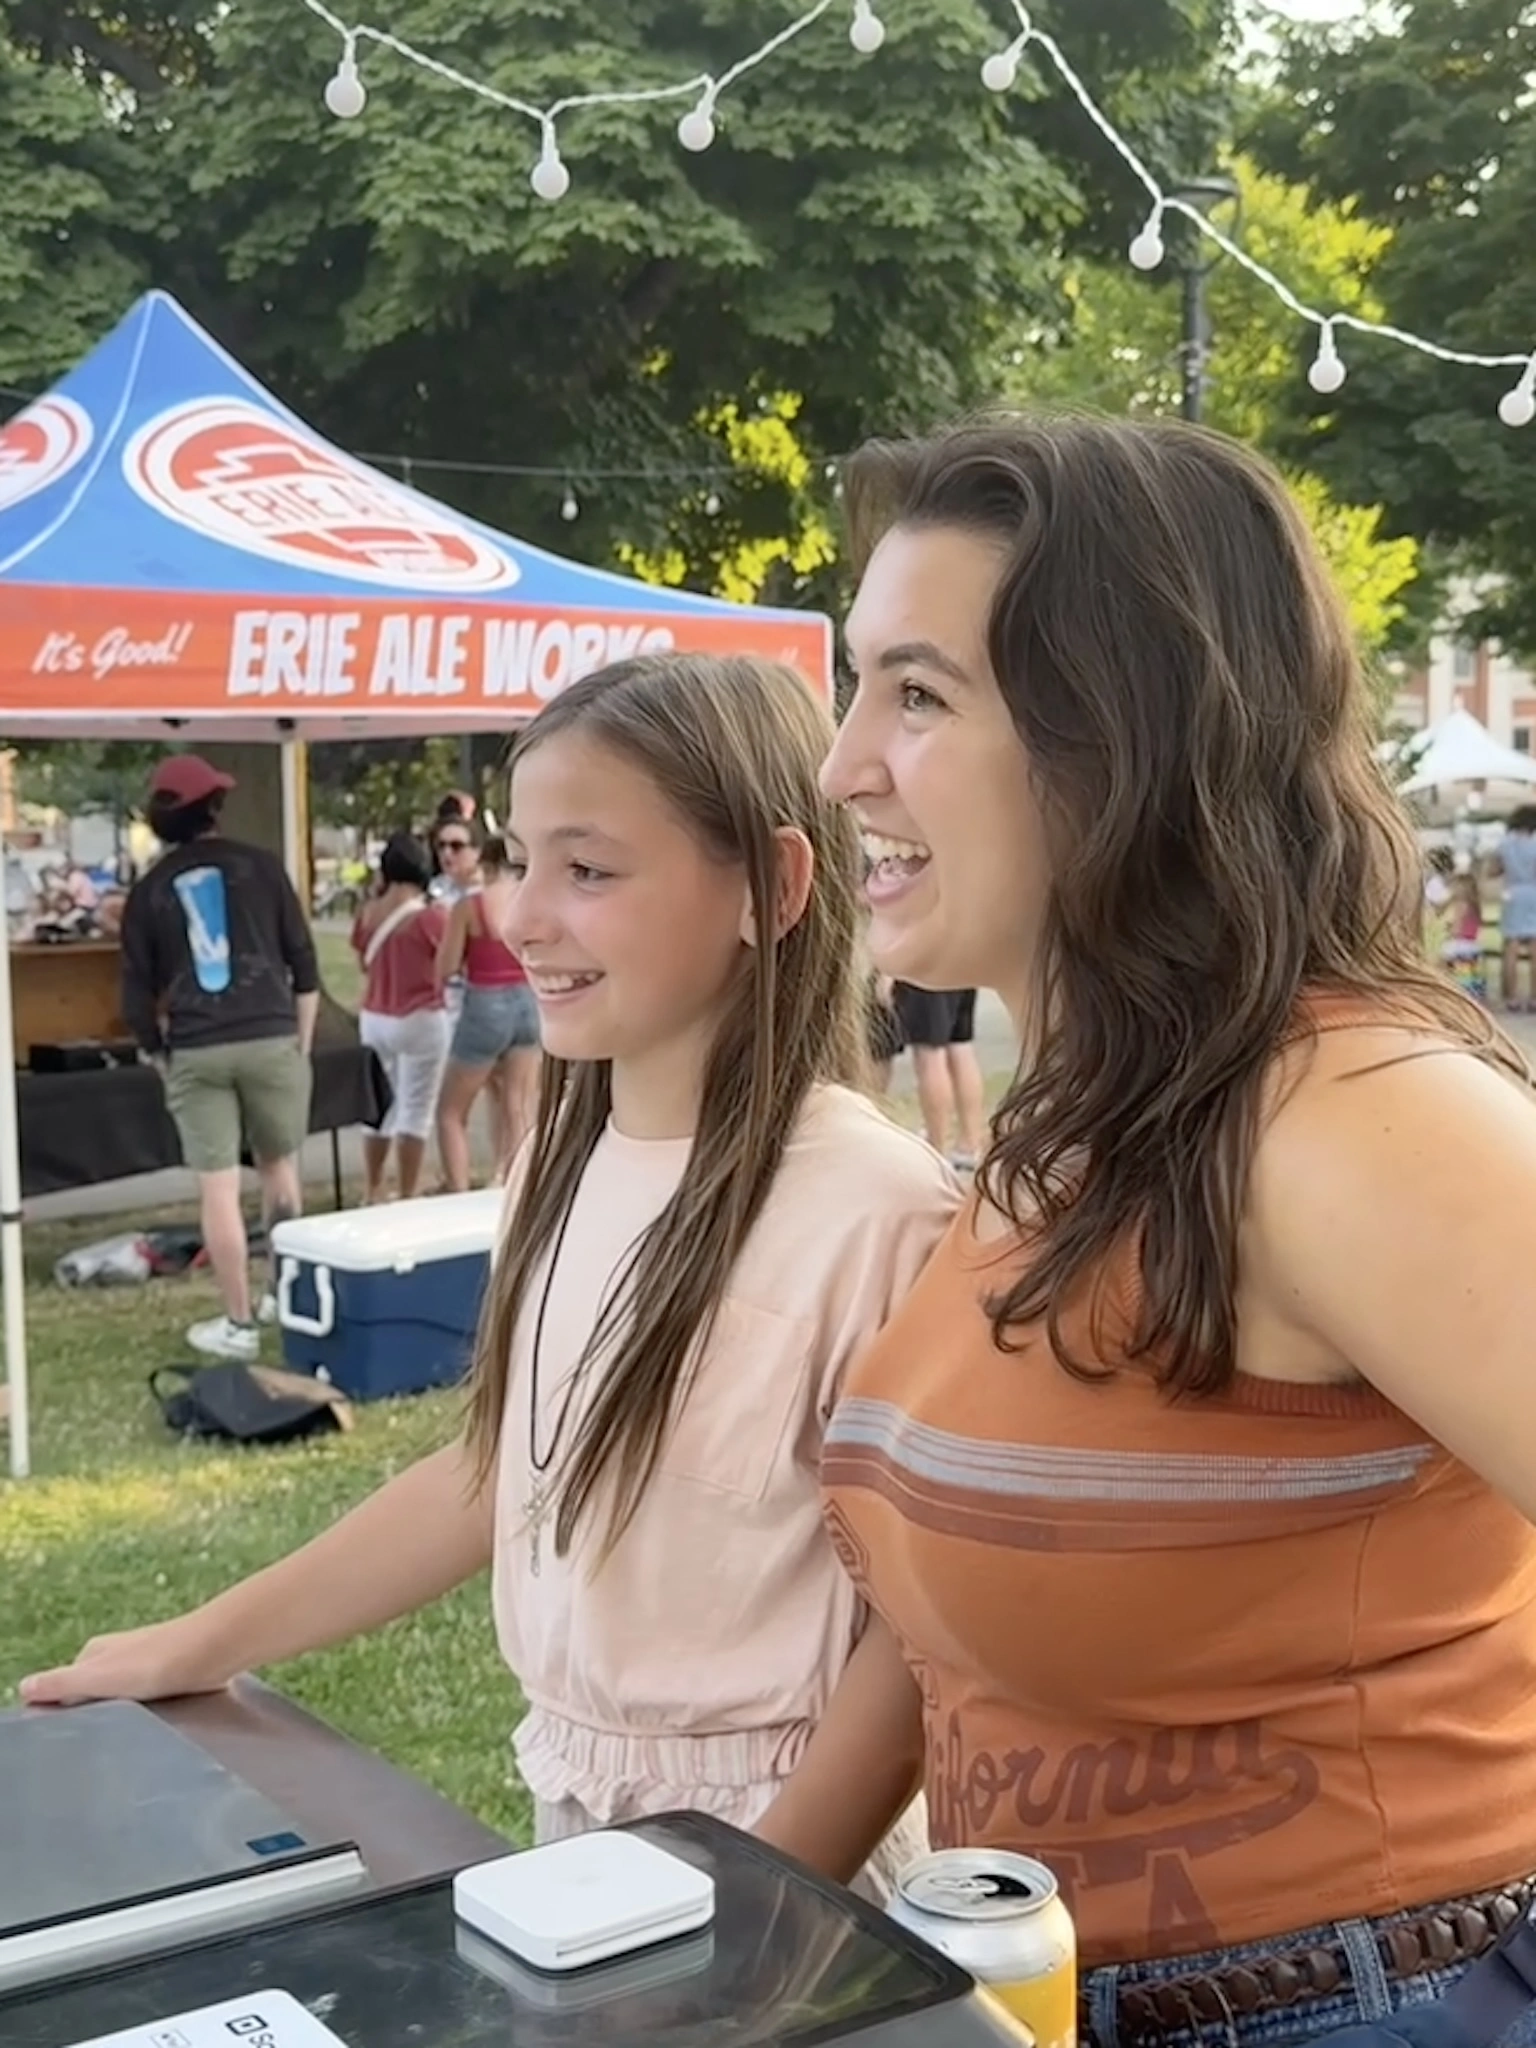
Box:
[560,485,580,522]
[1308,320,1347,394]
[981,18,1030,94]
[530,120,570,201]
[1498,355,1536,429]
[849,1,886,56]
[301,0,839,204]
[302,0,1536,425]
[1128,204,1166,272]
[677,83,717,153]
[703,489,722,515]
[323,35,366,118]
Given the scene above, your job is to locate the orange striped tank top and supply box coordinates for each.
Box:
[822,1015,1536,1968]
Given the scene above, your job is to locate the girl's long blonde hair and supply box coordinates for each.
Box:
[466,652,866,1557]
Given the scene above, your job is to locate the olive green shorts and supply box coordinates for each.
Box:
[163,1036,313,1173]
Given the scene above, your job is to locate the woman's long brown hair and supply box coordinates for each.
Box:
[465,651,866,1553]
[845,413,1527,1396]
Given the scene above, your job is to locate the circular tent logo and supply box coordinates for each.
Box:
[0,396,93,512]
[123,397,518,591]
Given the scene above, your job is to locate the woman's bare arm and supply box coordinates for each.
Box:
[436,896,472,982]
[1253,1029,1536,1522]
[753,1614,925,1882]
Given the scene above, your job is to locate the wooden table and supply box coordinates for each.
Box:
[8,939,126,1059]
[154,1675,510,1889]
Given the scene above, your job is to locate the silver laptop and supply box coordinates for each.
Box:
[0,1700,364,1988]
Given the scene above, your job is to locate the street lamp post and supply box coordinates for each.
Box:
[1167,174,1242,424]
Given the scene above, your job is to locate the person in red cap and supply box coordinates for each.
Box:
[120,754,319,1362]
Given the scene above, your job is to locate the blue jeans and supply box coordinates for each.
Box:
[449,982,539,1066]
[1083,1896,1536,2048]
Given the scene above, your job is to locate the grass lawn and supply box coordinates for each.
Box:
[315,923,363,1014]
[0,1216,532,1845]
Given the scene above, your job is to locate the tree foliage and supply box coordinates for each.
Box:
[10,739,159,817]
[1004,154,1421,652]
[1249,0,1536,649]
[13,0,1233,581]
[307,737,467,835]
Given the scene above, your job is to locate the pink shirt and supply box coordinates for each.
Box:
[491,1084,961,1829]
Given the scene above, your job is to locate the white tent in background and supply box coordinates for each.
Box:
[1396,708,1536,797]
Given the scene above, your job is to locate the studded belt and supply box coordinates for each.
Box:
[1081,1882,1535,2047]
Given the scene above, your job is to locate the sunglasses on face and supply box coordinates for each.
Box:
[438,838,472,853]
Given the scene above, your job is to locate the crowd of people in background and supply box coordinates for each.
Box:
[351,794,539,1204]
[1425,804,1536,1011]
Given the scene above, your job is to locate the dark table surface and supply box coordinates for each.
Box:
[152,1679,512,1884]
[17,1042,386,1200]
[4,1702,1020,2048]
[153,1675,510,1889]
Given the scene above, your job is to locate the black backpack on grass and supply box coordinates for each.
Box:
[149,1363,353,1446]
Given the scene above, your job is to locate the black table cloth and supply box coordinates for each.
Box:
[17,1042,387,1199]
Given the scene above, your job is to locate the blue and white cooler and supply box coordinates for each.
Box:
[271,1189,505,1401]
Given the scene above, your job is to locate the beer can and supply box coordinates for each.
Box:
[888,1850,1076,2048]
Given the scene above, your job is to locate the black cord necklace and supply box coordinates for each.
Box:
[522,1184,589,1578]
[522,1126,639,1577]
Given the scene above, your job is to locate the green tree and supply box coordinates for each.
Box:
[9,739,159,817]
[0,39,141,385]
[308,737,468,834]
[18,0,1235,602]
[1249,0,1536,649]
[1005,155,1421,651]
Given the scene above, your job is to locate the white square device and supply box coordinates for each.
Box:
[452,1831,715,1974]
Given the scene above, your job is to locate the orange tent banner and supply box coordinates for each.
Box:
[2,587,832,724]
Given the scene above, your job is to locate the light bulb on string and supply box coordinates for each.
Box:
[560,485,580,522]
[849,1,886,55]
[981,36,1027,93]
[324,38,367,119]
[677,83,717,153]
[1307,320,1347,394]
[1497,355,1536,428]
[531,123,570,202]
[703,489,722,516]
[1128,204,1165,271]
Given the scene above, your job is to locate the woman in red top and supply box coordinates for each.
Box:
[433,835,540,1191]
[351,832,449,1202]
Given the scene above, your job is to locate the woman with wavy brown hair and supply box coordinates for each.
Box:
[784,414,1536,2048]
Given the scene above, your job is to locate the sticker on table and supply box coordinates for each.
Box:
[65,1988,347,2048]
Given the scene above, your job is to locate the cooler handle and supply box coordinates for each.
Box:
[277,1255,336,1340]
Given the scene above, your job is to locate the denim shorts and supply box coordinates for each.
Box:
[450,982,539,1067]
[1082,1892,1536,2048]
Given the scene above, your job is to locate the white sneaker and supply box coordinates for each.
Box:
[187,1315,259,1363]
[256,1291,279,1326]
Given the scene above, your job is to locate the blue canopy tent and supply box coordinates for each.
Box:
[0,290,830,740]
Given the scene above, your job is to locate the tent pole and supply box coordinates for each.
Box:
[0,839,30,1478]
[279,741,304,896]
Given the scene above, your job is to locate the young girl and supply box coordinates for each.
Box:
[352,831,451,1201]
[21,651,957,1887]
[434,835,540,1192]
